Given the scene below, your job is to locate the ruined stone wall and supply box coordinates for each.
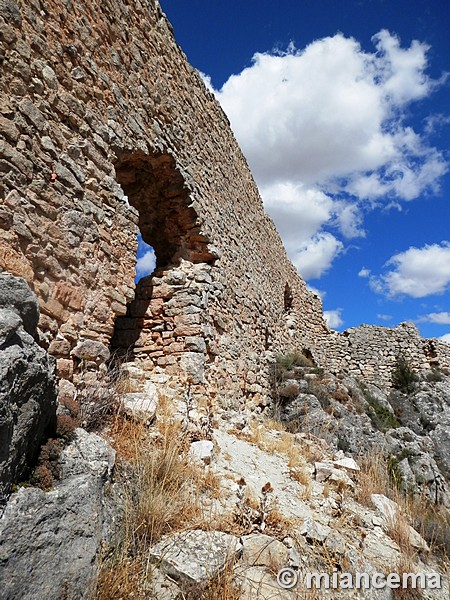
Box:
[318,323,450,387]
[1,0,449,403]
[0,0,327,405]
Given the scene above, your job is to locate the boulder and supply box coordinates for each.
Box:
[0,475,104,600]
[241,534,290,568]
[149,529,242,586]
[72,339,110,363]
[0,276,57,502]
[0,273,39,336]
[189,440,214,464]
[0,429,117,599]
[120,388,158,424]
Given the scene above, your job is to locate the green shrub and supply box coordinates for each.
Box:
[391,355,419,394]
[424,368,444,383]
[367,396,400,432]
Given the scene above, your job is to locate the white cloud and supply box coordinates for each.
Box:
[324,309,344,329]
[417,312,450,325]
[358,267,371,278]
[440,333,450,344]
[377,313,393,322]
[370,242,450,298]
[135,234,156,280]
[210,31,447,280]
[136,249,156,280]
[291,233,343,279]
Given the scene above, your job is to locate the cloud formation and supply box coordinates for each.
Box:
[211,31,447,279]
[417,312,450,325]
[369,242,450,298]
[135,234,156,281]
[440,334,450,344]
[324,309,344,329]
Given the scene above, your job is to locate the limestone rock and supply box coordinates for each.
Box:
[241,534,290,568]
[120,392,158,423]
[149,529,242,586]
[299,517,331,544]
[72,339,110,363]
[60,428,115,481]
[145,567,181,600]
[0,308,21,346]
[0,474,105,600]
[235,566,293,600]
[189,440,214,464]
[0,273,39,336]
[0,277,57,502]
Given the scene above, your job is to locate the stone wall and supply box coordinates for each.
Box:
[318,323,450,388]
[1,0,449,404]
[0,0,327,405]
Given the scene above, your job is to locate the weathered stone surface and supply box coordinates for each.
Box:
[189,440,214,464]
[120,391,158,423]
[0,273,39,335]
[0,475,104,600]
[0,308,21,346]
[72,339,110,363]
[299,517,331,544]
[241,534,290,568]
[235,566,293,600]
[149,530,242,586]
[60,428,115,481]
[0,276,57,501]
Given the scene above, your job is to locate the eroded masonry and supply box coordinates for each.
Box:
[1,0,449,402]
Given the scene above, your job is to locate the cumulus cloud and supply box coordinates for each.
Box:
[291,233,343,279]
[440,333,450,344]
[324,309,344,329]
[211,31,447,279]
[417,312,450,325]
[369,242,450,298]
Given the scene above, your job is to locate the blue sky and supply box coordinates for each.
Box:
[150,0,450,342]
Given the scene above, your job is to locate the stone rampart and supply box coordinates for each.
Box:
[1,0,449,403]
[0,0,326,404]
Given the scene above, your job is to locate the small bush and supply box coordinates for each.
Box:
[424,368,444,383]
[413,506,450,559]
[366,395,400,432]
[31,438,63,490]
[56,414,79,441]
[275,351,313,370]
[392,355,419,394]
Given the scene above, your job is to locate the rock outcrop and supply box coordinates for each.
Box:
[0,429,116,600]
[0,273,57,502]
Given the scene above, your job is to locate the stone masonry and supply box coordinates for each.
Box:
[1,0,449,403]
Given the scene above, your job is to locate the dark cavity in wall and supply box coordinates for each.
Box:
[110,150,213,354]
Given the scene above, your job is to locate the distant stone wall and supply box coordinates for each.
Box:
[318,323,450,387]
[1,0,449,403]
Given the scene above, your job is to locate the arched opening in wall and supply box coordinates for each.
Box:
[110,150,215,355]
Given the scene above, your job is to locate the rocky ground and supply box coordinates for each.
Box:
[1,274,450,599]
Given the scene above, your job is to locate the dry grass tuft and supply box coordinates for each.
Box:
[94,399,229,599]
[355,451,391,506]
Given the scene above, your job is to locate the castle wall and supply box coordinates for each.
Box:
[0,0,326,404]
[1,0,449,403]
